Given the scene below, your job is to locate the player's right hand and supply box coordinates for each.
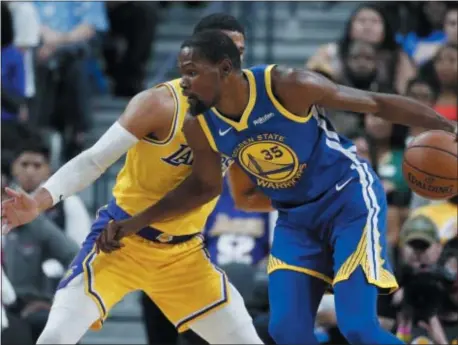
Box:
[1,188,40,234]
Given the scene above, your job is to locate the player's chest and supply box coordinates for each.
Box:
[217,123,317,187]
[216,117,318,160]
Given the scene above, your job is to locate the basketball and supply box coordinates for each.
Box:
[403,130,458,200]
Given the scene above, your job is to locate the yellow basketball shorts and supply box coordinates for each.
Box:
[58,207,230,333]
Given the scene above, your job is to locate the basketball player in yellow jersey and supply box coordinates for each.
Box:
[1,14,263,345]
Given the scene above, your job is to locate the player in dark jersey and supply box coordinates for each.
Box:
[95,30,457,344]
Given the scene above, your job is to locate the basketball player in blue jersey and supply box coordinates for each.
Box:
[92,30,458,344]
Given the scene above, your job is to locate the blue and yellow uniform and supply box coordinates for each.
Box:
[204,176,271,267]
[58,79,233,332]
[197,64,398,292]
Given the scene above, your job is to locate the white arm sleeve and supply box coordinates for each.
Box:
[42,122,139,206]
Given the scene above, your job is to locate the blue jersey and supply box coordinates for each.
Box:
[204,176,271,266]
[197,67,399,345]
[197,64,360,207]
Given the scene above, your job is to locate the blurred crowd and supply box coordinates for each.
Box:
[1,1,457,345]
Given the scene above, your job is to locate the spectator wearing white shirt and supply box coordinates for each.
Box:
[8,1,40,101]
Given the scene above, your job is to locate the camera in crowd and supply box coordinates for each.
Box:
[398,216,457,322]
[400,263,455,321]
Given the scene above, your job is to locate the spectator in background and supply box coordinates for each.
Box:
[104,2,158,97]
[329,40,395,136]
[339,40,393,92]
[32,1,109,160]
[378,219,445,340]
[308,63,360,137]
[1,265,34,345]
[2,155,79,342]
[2,213,79,342]
[1,2,26,123]
[404,78,439,210]
[397,1,449,66]
[364,114,410,247]
[10,141,91,245]
[307,3,416,94]
[396,231,457,344]
[431,43,457,121]
[350,131,371,162]
[7,1,41,121]
[404,78,439,140]
[444,6,458,45]
[428,236,458,344]
[407,195,458,245]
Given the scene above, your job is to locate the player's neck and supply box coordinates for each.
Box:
[213,72,250,120]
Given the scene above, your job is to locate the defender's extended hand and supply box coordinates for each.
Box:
[1,188,40,234]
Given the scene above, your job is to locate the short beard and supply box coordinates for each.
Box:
[188,97,211,117]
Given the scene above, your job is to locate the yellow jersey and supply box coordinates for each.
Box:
[409,202,457,243]
[112,79,223,236]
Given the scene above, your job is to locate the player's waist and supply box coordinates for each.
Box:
[268,171,348,208]
[271,160,370,209]
[108,199,199,244]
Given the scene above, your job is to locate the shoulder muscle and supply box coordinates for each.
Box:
[118,86,175,139]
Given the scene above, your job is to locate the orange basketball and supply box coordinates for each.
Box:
[403,130,458,200]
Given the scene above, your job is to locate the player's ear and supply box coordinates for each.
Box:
[220,59,233,79]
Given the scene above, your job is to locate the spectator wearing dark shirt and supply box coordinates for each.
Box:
[1,2,26,122]
[31,1,109,160]
[104,2,158,97]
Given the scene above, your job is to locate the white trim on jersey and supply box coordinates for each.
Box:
[314,108,381,282]
[268,211,278,246]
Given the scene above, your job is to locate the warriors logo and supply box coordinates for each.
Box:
[235,135,306,189]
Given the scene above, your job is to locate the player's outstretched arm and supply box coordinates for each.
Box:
[99,114,224,243]
[1,89,167,233]
[272,67,458,135]
[227,163,273,212]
